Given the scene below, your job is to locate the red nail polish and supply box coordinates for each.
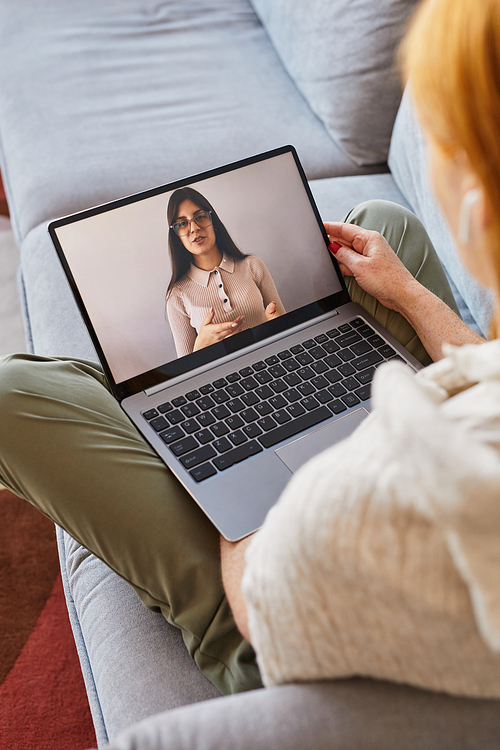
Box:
[329,242,341,254]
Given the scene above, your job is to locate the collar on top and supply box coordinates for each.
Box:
[188,254,235,287]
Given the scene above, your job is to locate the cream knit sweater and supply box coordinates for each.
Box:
[242,340,500,697]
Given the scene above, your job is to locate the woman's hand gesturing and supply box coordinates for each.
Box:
[193,309,244,352]
[324,221,418,315]
[265,301,280,321]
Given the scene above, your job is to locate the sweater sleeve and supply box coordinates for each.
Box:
[241,358,500,697]
[166,290,197,358]
[247,256,286,315]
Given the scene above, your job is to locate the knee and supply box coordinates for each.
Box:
[0,354,37,424]
[346,199,419,230]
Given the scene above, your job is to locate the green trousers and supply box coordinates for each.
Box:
[0,201,459,695]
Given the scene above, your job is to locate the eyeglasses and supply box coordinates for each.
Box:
[170,210,213,237]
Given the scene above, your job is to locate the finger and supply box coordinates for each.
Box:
[201,308,215,327]
[216,317,243,333]
[330,243,366,274]
[266,301,277,314]
[324,221,369,249]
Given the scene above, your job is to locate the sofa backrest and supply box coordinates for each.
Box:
[249,0,419,167]
[389,87,494,336]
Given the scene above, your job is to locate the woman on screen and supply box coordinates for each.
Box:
[166,187,285,358]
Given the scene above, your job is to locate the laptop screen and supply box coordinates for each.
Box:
[49,147,347,398]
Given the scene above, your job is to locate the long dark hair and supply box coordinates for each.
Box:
[166,187,247,296]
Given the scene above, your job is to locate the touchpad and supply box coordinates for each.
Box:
[275,408,369,474]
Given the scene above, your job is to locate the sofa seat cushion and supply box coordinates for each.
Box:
[0,0,380,247]
[389,88,494,336]
[250,0,419,167]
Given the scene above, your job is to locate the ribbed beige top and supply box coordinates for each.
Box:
[166,254,285,357]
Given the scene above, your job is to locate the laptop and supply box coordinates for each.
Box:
[48,146,422,541]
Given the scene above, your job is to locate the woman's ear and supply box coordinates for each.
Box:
[458,188,482,244]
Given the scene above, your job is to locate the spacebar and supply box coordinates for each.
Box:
[258,407,332,449]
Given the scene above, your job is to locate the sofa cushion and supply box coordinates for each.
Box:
[58,529,220,743]
[388,87,494,337]
[104,677,500,750]
[0,0,380,248]
[249,0,418,167]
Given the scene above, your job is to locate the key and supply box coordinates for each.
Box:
[241,391,259,406]
[274,409,291,424]
[244,423,262,438]
[198,411,216,427]
[180,444,217,468]
[329,400,347,414]
[150,416,169,432]
[199,384,214,395]
[214,437,232,453]
[189,462,217,482]
[226,415,244,430]
[180,419,199,434]
[270,395,287,410]
[352,351,384,371]
[212,440,263,471]
[212,389,230,403]
[258,407,331,449]
[158,401,173,413]
[211,422,230,437]
[160,426,185,444]
[341,393,361,407]
[270,379,287,393]
[287,402,306,418]
[301,396,320,411]
[194,429,213,445]
[241,408,259,423]
[181,403,200,417]
[196,395,215,410]
[228,430,247,446]
[169,436,199,456]
[226,383,244,397]
[212,404,230,420]
[355,385,371,401]
[258,416,277,431]
[227,398,245,413]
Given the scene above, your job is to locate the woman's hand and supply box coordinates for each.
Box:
[324,221,419,315]
[265,301,281,321]
[193,309,244,352]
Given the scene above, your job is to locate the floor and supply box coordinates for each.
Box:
[0,216,27,357]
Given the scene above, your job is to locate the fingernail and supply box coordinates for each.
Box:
[329,242,341,254]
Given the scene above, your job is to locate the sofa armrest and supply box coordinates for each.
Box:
[103,678,500,750]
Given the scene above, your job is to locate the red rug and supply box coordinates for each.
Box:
[0,490,97,749]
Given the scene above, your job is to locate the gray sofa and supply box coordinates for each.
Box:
[0,0,498,747]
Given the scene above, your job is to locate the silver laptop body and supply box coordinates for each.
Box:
[49,146,421,540]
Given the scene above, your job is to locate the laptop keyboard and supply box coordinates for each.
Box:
[142,317,404,482]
